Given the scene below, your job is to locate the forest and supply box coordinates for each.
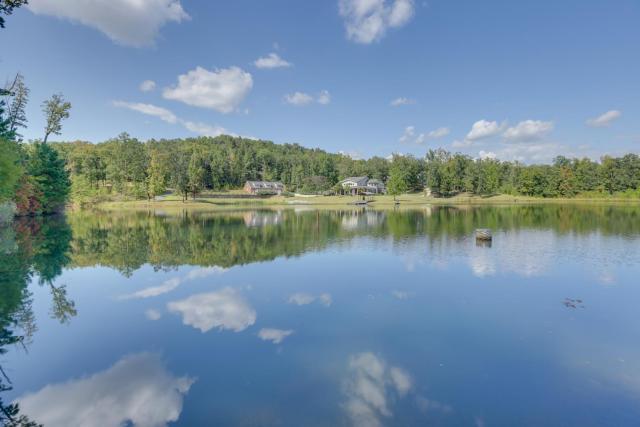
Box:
[51,134,640,206]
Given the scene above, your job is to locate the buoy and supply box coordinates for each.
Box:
[475,228,492,241]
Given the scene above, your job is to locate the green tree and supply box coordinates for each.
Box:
[0,139,22,202]
[42,93,71,143]
[5,73,29,139]
[24,143,70,213]
[188,151,206,199]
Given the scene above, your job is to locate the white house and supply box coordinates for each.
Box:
[339,177,386,195]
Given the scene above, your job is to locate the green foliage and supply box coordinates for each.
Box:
[22,142,70,214]
[48,134,640,204]
[0,138,23,202]
[41,93,71,143]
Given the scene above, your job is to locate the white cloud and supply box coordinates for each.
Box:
[427,127,450,138]
[284,92,314,106]
[16,353,195,427]
[503,120,554,142]
[466,120,504,141]
[163,66,253,113]
[339,0,415,44]
[254,53,292,69]
[586,110,622,127]
[400,126,449,144]
[186,266,228,280]
[119,266,227,300]
[390,97,415,107]
[145,308,162,320]
[112,100,177,124]
[478,150,496,160]
[27,0,189,47]
[343,353,413,427]
[492,142,566,163]
[284,90,331,106]
[317,90,332,105]
[182,121,230,137]
[139,80,156,92]
[398,126,415,143]
[167,288,256,333]
[258,328,294,344]
[288,292,332,307]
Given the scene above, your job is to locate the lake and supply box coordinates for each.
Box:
[2,205,640,426]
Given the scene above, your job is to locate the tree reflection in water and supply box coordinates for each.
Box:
[0,215,75,426]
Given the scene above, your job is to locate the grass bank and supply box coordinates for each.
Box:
[92,192,640,212]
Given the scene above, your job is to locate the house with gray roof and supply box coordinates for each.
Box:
[243,181,285,195]
[339,176,386,195]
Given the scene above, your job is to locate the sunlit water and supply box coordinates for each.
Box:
[2,205,640,426]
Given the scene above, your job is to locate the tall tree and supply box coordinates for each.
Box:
[41,93,71,143]
[5,73,28,139]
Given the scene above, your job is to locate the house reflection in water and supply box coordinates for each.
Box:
[243,211,284,227]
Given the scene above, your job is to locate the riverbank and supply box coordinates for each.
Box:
[92,192,640,212]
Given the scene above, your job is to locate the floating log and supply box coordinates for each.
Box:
[475,228,492,241]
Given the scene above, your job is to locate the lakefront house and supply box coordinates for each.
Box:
[243,181,285,195]
[339,177,386,195]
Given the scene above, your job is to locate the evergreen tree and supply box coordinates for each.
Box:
[24,143,71,213]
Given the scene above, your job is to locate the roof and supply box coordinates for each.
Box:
[340,176,369,186]
[340,177,386,187]
[245,181,284,189]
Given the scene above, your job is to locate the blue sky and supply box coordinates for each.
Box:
[2,0,639,162]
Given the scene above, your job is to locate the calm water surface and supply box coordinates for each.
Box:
[2,205,640,426]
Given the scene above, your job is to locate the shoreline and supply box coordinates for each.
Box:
[88,193,640,212]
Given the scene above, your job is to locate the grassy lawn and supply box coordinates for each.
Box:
[92,191,640,212]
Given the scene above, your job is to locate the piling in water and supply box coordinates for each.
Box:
[475,228,492,241]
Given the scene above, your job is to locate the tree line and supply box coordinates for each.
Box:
[50,134,640,205]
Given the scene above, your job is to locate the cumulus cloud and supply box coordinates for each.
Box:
[287,292,332,307]
[139,80,156,92]
[342,353,413,427]
[27,0,189,47]
[339,0,415,44]
[400,126,449,144]
[258,328,294,344]
[586,110,622,127]
[284,90,331,106]
[16,353,195,427]
[254,53,292,69]
[466,120,504,141]
[119,266,227,300]
[503,120,554,142]
[167,288,256,333]
[163,66,253,113]
[390,97,415,107]
[112,101,177,124]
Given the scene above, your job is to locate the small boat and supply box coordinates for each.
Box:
[352,200,369,206]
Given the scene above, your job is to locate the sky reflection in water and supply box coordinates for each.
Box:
[2,205,640,426]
